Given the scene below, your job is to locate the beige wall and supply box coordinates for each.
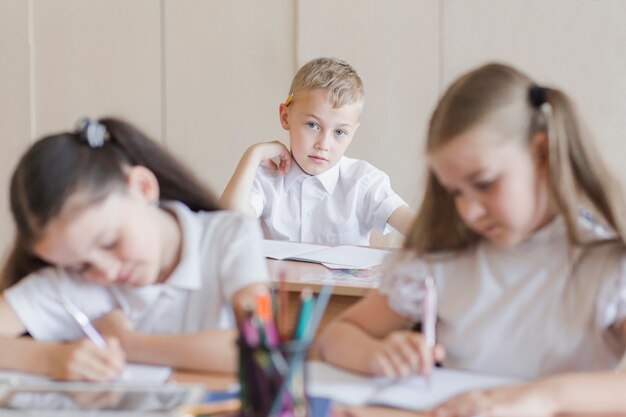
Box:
[2,0,626,255]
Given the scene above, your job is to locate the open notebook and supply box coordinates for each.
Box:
[262,240,392,269]
[307,362,519,411]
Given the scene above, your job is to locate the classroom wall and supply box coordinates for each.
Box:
[1,0,626,257]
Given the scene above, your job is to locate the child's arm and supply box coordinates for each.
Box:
[318,290,443,378]
[0,295,126,381]
[94,283,269,374]
[430,371,626,417]
[387,205,416,235]
[220,141,292,214]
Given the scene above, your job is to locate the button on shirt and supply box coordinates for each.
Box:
[379,215,626,378]
[251,156,406,245]
[4,201,269,342]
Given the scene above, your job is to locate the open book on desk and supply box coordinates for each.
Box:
[262,239,392,269]
[307,361,519,411]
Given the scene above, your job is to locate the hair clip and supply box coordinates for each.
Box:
[529,84,547,108]
[75,117,108,148]
[284,93,293,106]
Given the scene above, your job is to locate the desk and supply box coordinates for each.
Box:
[267,259,377,352]
[171,371,626,417]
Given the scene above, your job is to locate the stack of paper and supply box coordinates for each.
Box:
[307,361,519,411]
[262,240,392,269]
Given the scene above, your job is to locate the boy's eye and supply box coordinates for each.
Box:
[334,129,348,137]
[306,122,319,130]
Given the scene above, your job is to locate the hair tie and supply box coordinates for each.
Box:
[529,84,547,108]
[75,117,108,148]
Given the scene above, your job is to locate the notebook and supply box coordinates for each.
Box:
[262,240,391,269]
[307,361,519,411]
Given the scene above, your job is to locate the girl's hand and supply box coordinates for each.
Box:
[48,337,126,381]
[429,382,558,417]
[251,141,292,175]
[368,330,445,379]
[94,309,134,347]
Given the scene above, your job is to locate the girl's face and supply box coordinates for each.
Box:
[428,124,555,248]
[31,167,181,287]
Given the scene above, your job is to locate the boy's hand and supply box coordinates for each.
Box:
[47,337,126,381]
[368,330,445,379]
[429,382,558,417]
[251,141,292,175]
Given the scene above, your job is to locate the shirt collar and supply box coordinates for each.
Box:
[314,158,341,195]
[284,157,342,195]
[154,201,203,291]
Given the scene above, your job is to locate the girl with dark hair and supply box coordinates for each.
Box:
[0,117,268,381]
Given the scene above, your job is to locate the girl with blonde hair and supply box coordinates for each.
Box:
[319,63,626,415]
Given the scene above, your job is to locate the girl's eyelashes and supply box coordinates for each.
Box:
[474,177,497,191]
[102,237,119,250]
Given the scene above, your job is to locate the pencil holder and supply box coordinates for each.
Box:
[238,338,311,417]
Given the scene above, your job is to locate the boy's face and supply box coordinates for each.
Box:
[279,89,360,176]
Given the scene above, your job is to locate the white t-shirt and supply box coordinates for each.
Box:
[251,156,406,245]
[379,214,626,378]
[4,201,269,342]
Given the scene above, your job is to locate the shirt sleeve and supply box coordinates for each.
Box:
[596,255,626,331]
[362,170,407,234]
[250,170,266,219]
[215,213,270,300]
[378,252,432,322]
[3,268,115,342]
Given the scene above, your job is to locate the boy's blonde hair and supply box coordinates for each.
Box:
[288,57,364,110]
[405,62,626,254]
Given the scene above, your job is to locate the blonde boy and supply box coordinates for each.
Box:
[220,57,414,245]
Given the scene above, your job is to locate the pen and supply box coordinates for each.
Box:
[58,295,108,348]
[294,288,314,340]
[422,275,437,387]
[54,267,128,379]
[53,268,108,348]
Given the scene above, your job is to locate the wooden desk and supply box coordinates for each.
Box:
[266,259,377,351]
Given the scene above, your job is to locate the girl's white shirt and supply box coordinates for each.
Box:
[4,201,269,342]
[379,214,626,378]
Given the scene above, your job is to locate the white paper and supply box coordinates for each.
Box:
[307,361,519,411]
[262,240,392,269]
[0,363,171,385]
[262,240,328,260]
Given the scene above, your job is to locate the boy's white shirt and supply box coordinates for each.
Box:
[380,214,626,379]
[251,155,406,245]
[4,201,269,341]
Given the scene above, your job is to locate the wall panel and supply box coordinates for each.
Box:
[164,0,295,193]
[0,0,31,257]
[32,0,162,140]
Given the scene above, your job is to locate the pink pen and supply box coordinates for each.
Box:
[422,276,437,387]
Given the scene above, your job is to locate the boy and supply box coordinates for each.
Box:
[220,57,414,245]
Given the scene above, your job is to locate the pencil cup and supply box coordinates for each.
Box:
[238,338,311,417]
